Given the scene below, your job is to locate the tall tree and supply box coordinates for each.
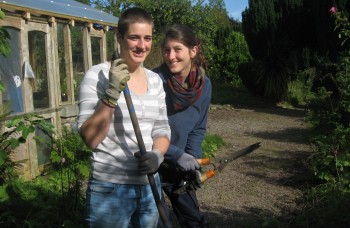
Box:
[241,0,305,102]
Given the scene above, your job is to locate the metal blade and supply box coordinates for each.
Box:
[223,142,261,163]
[215,142,261,172]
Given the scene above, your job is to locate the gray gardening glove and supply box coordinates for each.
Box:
[105,59,130,105]
[135,149,164,175]
[176,153,200,172]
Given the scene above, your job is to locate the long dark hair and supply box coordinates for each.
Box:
[161,24,208,70]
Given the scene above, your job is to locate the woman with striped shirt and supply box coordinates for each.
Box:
[77,7,170,228]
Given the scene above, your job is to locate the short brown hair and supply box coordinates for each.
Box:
[118,7,154,38]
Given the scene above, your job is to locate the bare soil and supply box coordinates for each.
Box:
[167,104,313,227]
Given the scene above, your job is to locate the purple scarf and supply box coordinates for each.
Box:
[167,64,205,111]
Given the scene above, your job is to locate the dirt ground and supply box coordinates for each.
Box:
[166,104,313,227]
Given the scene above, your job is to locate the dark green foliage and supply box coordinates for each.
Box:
[0,9,11,58]
[215,26,232,50]
[287,8,350,227]
[307,55,350,189]
[0,80,4,92]
[0,127,90,227]
[134,0,222,61]
[0,9,10,97]
[293,184,350,227]
[0,115,54,184]
[50,127,91,211]
[239,40,291,102]
[241,0,303,102]
[240,0,349,103]
[303,0,340,61]
[242,0,279,59]
[306,9,350,197]
[0,177,86,227]
[90,0,248,86]
[254,47,291,102]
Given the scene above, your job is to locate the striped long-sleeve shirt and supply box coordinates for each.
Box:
[77,61,171,184]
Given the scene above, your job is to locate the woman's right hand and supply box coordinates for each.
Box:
[105,59,130,105]
[176,153,200,171]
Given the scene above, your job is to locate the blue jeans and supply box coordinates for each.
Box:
[86,175,161,228]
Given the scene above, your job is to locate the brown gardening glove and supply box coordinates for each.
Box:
[105,59,130,105]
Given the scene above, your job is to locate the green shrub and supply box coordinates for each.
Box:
[0,114,54,184]
[0,176,85,227]
[0,127,91,227]
[285,77,313,107]
[306,9,350,193]
[50,126,91,212]
[202,133,225,158]
[293,183,350,227]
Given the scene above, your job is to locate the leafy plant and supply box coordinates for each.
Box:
[50,126,91,214]
[332,7,350,47]
[252,46,291,103]
[307,8,350,191]
[212,31,252,86]
[0,9,11,58]
[310,125,350,186]
[0,8,11,95]
[0,127,90,227]
[293,183,350,227]
[0,114,54,184]
[0,176,85,227]
[202,133,225,158]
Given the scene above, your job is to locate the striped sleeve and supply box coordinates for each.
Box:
[147,69,171,140]
[77,62,109,131]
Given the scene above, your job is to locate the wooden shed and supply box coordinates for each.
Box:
[0,0,119,180]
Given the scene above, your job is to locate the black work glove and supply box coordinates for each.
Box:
[174,170,203,194]
[135,149,164,175]
[188,170,203,191]
[176,153,200,171]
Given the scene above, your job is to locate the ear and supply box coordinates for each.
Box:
[190,46,198,59]
[116,32,122,44]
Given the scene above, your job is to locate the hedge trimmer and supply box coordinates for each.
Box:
[174,142,261,194]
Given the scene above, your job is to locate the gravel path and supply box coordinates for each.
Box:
[167,104,312,227]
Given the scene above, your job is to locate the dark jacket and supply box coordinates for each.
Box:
[153,64,212,177]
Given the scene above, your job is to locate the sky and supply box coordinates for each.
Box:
[224,0,248,21]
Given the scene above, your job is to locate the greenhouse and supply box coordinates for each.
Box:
[0,0,119,180]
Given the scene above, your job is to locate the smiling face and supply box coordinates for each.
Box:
[118,22,153,70]
[162,39,198,79]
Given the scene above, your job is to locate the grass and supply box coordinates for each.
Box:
[202,133,225,158]
[0,174,85,227]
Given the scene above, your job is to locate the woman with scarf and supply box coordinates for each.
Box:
[154,24,212,228]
